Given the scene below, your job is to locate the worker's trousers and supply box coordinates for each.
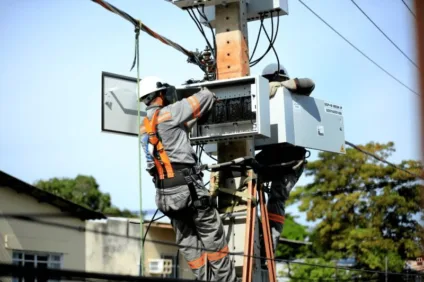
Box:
[267,172,299,254]
[155,181,236,282]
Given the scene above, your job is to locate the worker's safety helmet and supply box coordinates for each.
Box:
[139,76,182,106]
[262,63,289,82]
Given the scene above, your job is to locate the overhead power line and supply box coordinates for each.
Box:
[401,0,416,18]
[2,214,424,279]
[350,0,418,69]
[298,0,419,96]
[91,0,205,72]
[0,263,191,282]
[345,140,423,180]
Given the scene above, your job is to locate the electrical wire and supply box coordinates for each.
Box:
[0,262,397,282]
[91,0,205,72]
[298,0,419,96]
[259,13,280,73]
[401,0,416,18]
[345,140,423,180]
[2,214,423,279]
[187,8,215,59]
[142,209,165,248]
[350,0,418,69]
[250,12,278,67]
[197,5,217,59]
[200,144,217,162]
[0,262,194,282]
[249,17,264,61]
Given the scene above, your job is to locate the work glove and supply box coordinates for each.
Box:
[269,81,283,98]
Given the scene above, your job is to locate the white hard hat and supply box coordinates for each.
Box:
[262,63,289,80]
[139,76,167,101]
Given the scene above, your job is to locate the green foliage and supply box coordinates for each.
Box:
[276,214,310,259]
[290,141,422,274]
[287,258,355,282]
[35,175,137,217]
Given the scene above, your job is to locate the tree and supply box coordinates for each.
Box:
[290,142,422,279]
[35,175,137,217]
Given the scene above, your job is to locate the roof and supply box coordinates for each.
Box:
[143,220,173,229]
[0,171,106,220]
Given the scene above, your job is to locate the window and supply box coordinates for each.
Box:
[12,251,63,282]
[161,254,178,279]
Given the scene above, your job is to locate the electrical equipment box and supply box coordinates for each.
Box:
[176,75,271,144]
[101,72,146,137]
[100,71,344,154]
[148,259,173,275]
[198,0,289,27]
[203,87,346,155]
[255,87,346,154]
[166,0,240,9]
[101,72,270,142]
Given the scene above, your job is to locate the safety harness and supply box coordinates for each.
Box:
[143,109,174,180]
[143,109,212,210]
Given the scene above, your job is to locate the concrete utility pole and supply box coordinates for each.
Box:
[214,2,263,281]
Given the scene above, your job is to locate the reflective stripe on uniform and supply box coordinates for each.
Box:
[207,245,229,261]
[188,253,206,269]
[187,96,201,118]
[268,213,285,224]
[139,111,171,134]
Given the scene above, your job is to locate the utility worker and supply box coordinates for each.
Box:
[138,76,236,282]
[256,63,314,255]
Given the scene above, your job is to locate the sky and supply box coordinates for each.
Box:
[0,0,420,226]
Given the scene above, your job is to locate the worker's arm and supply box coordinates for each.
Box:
[140,133,156,175]
[167,87,216,126]
[269,78,315,98]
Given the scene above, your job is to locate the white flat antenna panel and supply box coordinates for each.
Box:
[101,72,145,136]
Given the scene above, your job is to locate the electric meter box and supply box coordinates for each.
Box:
[198,0,289,27]
[176,75,271,144]
[203,87,346,155]
[255,87,346,154]
[166,0,240,9]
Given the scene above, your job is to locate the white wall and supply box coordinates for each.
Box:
[0,186,86,271]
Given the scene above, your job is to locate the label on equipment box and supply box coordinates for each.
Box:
[324,102,343,116]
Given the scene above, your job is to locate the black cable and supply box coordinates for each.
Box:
[249,17,264,61]
[298,0,419,96]
[401,0,416,18]
[0,262,194,282]
[199,144,203,163]
[345,140,423,179]
[198,5,217,59]
[142,208,158,247]
[261,13,280,72]
[187,8,214,59]
[200,144,218,162]
[250,13,275,66]
[250,12,280,67]
[2,215,424,278]
[350,0,418,69]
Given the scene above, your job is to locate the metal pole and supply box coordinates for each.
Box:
[385,256,388,282]
[414,1,424,269]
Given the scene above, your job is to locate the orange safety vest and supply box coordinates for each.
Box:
[143,109,175,180]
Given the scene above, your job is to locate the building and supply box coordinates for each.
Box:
[86,217,194,279]
[0,170,105,280]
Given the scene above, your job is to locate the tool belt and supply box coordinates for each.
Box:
[154,163,211,209]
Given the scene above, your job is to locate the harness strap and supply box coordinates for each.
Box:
[143,109,174,179]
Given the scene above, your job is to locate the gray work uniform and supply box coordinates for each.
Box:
[257,82,308,253]
[140,88,236,282]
